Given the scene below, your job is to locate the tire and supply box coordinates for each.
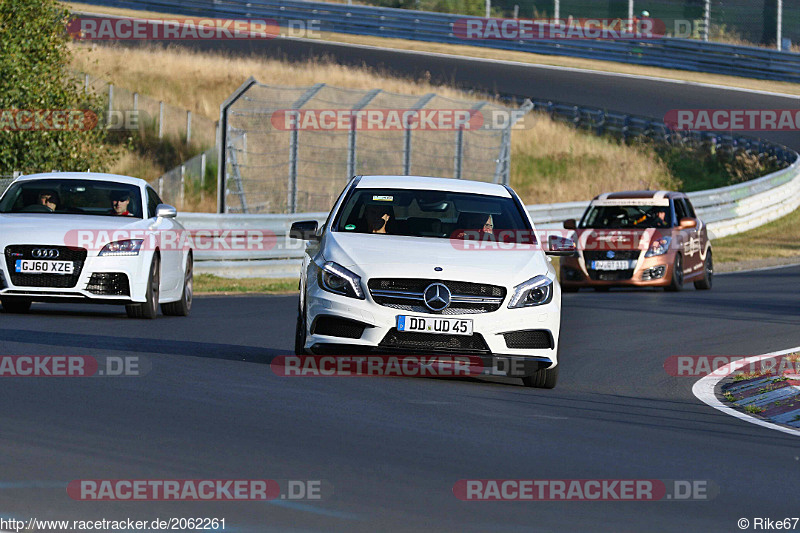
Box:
[694,250,713,290]
[522,364,559,389]
[1,297,32,313]
[294,299,308,355]
[126,254,160,319]
[665,253,684,292]
[162,254,193,316]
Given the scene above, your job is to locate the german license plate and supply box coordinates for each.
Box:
[15,260,74,275]
[591,260,633,271]
[397,315,473,336]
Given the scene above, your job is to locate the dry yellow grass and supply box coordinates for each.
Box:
[66,1,800,97]
[70,43,675,204]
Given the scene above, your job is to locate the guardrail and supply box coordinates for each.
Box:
[181,158,800,278]
[177,95,799,278]
[77,0,800,83]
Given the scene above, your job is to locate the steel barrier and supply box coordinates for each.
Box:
[75,0,800,82]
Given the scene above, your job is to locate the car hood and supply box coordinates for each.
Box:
[322,232,551,283]
[0,213,153,246]
[572,228,662,252]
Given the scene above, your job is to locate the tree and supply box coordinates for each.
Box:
[0,0,116,174]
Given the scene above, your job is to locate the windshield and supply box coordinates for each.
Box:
[334,188,532,241]
[0,179,143,218]
[580,203,672,229]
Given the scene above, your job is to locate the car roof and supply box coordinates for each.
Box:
[591,190,686,201]
[13,172,149,188]
[355,175,512,198]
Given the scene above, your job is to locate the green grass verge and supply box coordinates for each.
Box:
[195,274,299,294]
[713,206,800,263]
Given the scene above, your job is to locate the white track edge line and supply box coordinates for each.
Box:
[692,346,800,437]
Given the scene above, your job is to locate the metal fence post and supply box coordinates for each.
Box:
[133,92,138,112]
[84,73,89,94]
[494,99,532,185]
[627,0,634,33]
[108,84,113,117]
[186,111,192,145]
[554,0,559,20]
[180,164,185,208]
[200,152,207,202]
[404,93,436,176]
[218,77,258,214]
[347,89,382,180]
[702,0,710,41]
[287,83,326,214]
[777,0,783,50]
[455,101,487,180]
[158,101,164,140]
[158,176,163,198]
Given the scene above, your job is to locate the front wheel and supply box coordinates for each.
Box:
[126,255,160,319]
[1,297,31,313]
[694,251,713,290]
[294,299,308,355]
[522,364,559,389]
[162,255,193,316]
[665,253,684,292]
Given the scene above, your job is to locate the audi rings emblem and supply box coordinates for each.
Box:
[32,248,59,259]
[423,283,451,312]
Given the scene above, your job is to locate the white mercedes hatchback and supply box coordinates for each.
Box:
[291,175,574,388]
[0,172,193,318]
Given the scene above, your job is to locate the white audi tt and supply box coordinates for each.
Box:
[0,172,192,318]
[291,175,574,388]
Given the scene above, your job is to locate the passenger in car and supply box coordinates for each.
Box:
[37,190,58,212]
[109,190,134,216]
[364,204,393,234]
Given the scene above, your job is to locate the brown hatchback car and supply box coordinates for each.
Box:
[559,191,712,291]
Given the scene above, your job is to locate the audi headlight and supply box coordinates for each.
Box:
[98,239,143,256]
[645,236,672,257]
[508,275,554,308]
[318,261,364,299]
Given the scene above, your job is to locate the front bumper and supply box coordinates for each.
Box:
[560,252,676,288]
[0,253,151,303]
[303,280,561,375]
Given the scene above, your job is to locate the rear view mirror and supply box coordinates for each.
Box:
[679,217,697,229]
[155,204,177,218]
[546,235,577,256]
[563,219,577,230]
[290,220,320,240]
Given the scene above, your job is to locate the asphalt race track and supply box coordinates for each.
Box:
[1,265,799,531]
[82,24,800,151]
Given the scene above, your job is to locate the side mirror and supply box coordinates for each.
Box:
[155,204,177,218]
[290,220,320,241]
[563,219,577,230]
[546,235,577,256]
[679,217,697,229]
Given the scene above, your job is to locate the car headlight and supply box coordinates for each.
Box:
[508,275,554,308]
[645,236,672,257]
[98,239,143,256]
[318,261,364,299]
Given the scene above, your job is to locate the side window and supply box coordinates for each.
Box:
[674,199,688,222]
[146,187,162,219]
[683,198,697,218]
